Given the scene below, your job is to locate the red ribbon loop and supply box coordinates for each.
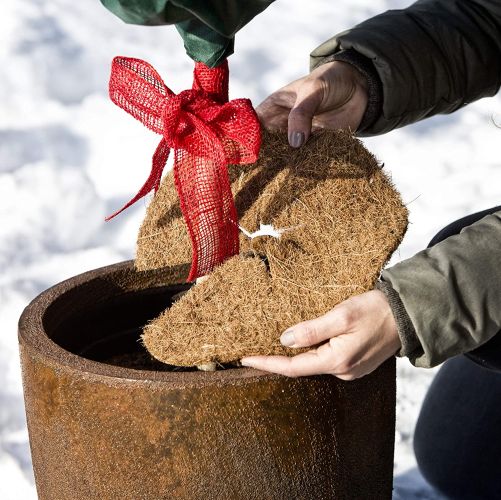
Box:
[107,56,261,281]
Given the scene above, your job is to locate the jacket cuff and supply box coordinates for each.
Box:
[375,279,422,359]
[315,49,383,133]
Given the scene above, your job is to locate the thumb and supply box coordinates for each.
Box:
[287,83,323,148]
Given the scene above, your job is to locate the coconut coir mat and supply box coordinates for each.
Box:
[136,129,408,366]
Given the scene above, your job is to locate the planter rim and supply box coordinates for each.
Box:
[18,260,284,387]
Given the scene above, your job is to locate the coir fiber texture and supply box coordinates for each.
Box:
[138,129,408,366]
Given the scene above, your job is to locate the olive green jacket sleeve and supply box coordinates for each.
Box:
[310,0,501,136]
[380,212,501,368]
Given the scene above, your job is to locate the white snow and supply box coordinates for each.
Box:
[1,0,499,498]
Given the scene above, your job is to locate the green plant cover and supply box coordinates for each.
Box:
[101,0,275,66]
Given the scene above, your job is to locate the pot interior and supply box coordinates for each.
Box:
[42,280,199,371]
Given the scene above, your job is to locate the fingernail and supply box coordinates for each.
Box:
[280,330,296,347]
[240,358,253,367]
[288,131,305,148]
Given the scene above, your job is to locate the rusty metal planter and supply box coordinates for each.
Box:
[18,261,396,500]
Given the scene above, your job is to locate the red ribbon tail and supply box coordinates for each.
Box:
[105,139,170,221]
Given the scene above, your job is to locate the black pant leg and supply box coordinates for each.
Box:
[414,356,501,499]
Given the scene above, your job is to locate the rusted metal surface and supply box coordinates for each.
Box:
[18,261,396,500]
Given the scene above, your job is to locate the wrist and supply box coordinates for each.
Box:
[375,279,421,358]
[372,289,401,354]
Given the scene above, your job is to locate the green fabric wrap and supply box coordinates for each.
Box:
[175,20,234,68]
[101,0,274,67]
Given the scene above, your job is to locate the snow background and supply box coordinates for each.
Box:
[1,0,500,498]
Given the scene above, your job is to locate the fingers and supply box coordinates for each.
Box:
[240,341,358,379]
[241,349,329,377]
[279,306,351,348]
[287,81,324,147]
[255,88,297,131]
[255,78,324,148]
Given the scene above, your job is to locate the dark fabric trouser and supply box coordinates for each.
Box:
[413,206,501,499]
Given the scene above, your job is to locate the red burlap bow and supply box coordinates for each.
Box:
[106,57,261,281]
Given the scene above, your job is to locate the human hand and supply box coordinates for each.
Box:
[256,61,368,148]
[241,290,401,380]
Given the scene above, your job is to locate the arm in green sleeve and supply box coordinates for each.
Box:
[381,211,501,368]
